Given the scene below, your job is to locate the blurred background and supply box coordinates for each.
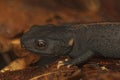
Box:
[0,0,120,79]
[0,0,120,38]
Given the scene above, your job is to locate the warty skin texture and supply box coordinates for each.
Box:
[21,23,120,66]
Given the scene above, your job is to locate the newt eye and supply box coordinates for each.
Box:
[35,40,47,50]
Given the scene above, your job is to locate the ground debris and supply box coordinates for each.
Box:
[0,64,81,80]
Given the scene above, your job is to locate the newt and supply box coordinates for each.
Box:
[20,23,120,67]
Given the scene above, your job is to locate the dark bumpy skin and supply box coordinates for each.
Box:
[21,23,120,66]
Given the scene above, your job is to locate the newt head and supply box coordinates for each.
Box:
[20,25,74,56]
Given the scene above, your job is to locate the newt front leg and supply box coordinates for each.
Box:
[58,50,94,68]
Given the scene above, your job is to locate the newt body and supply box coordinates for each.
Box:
[21,23,120,66]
